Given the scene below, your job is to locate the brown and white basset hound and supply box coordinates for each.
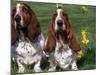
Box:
[11,3,45,73]
[43,7,81,71]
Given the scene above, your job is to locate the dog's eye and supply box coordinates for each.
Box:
[13,8,16,12]
[63,13,66,16]
[22,7,28,12]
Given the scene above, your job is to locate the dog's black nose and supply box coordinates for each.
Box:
[57,20,63,27]
[15,15,21,22]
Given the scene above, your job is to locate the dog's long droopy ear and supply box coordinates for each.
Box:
[44,20,56,54]
[11,8,17,44]
[69,28,81,52]
[27,13,41,42]
[65,13,81,52]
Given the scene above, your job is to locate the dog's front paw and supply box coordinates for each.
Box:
[71,66,78,71]
[34,67,42,72]
[48,67,56,72]
[18,66,25,73]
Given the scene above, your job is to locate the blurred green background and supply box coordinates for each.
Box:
[11,0,96,74]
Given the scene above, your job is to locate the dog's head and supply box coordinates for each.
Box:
[11,3,41,44]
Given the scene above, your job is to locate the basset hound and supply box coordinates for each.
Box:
[11,3,45,73]
[43,7,81,71]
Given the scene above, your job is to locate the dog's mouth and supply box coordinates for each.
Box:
[14,14,24,29]
[56,30,65,41]
[16,23,23,30]
[56,24,65,34]
[58,27,63,32]
[56,29,65,35]
[16,22,21,25]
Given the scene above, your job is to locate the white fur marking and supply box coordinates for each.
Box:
[57,9,63,18]
[16,3,21,15]
[48,40,78,70]
[11,33,45,73]
[15,3,24,27]
[55,9,65,31]
[34,61,42,72]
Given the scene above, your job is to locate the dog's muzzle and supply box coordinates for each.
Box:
[57,19,63,31]
[15,15,22,29]
[15,15,21,23]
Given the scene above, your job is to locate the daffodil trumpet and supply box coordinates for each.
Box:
[81,31,89,45]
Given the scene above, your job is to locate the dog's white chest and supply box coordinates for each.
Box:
[54,48,72,65]
[16,41,42,64]
[11,33,45,65]
[16,41,37,57]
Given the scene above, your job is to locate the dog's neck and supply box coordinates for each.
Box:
[56,32,65,44]
[56,32,70,50]
[17,28,28,42]
[55,40,69,53]
[18,30,25,41]
[56,35,65,49]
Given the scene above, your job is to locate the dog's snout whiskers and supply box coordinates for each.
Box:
[15,15,21,22]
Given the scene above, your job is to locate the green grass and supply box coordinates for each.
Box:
[11,0,96,74]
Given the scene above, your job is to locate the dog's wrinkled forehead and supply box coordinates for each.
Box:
[16,3,22,8]
[56,8,64,17]
[16,3,28,13]
[16,3,22,12]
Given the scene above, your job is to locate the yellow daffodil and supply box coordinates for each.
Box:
[77,49,85,59]
[81,31,89,45]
